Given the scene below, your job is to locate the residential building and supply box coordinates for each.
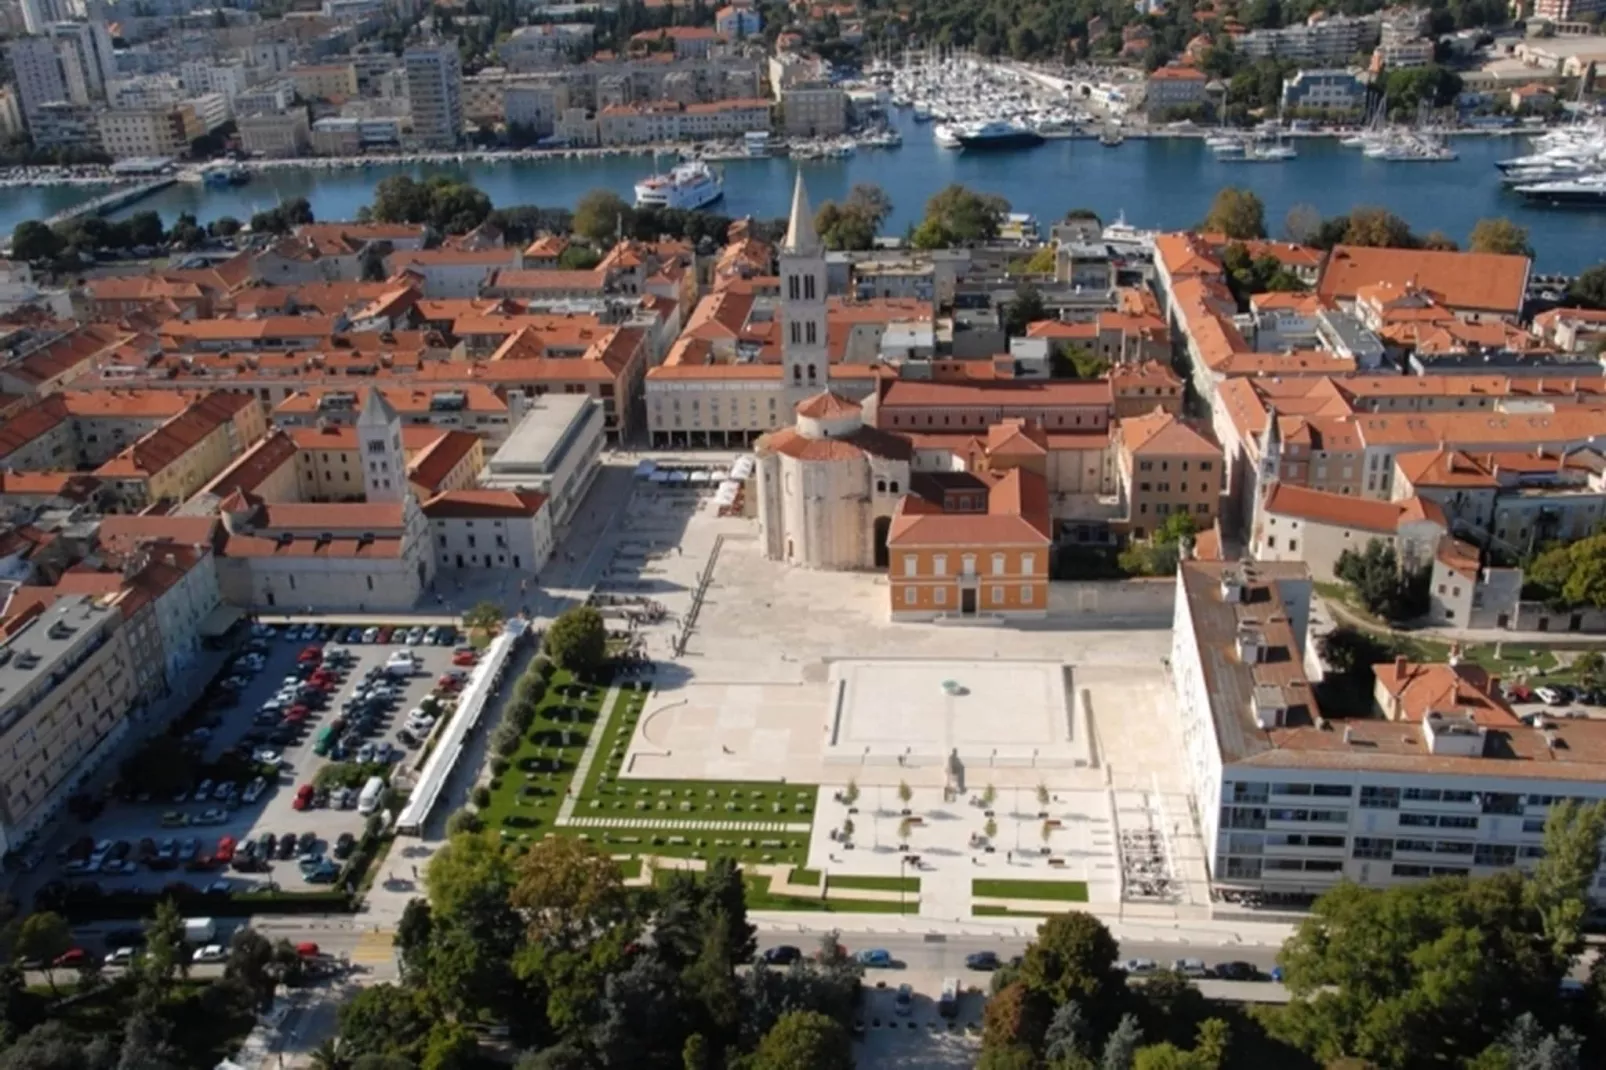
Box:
[289,62,359,101]
[1173,558,1606,903]
[497,24,594,71]
[8,35,71,126]
[404,42,463,149]
[1145,65,1208,117]
[1250,482,1447,581]
[630,26,725,59]
[1235,13,1381,62]
[1316,245,1531,322]
[97,106,196,160]
[780,85,847,136]
[1116,408,1224,540]
[716,4,762,36]
[237,110,311,157]
[233,81,296,117]
[28,100,97,151]
[1281,69,1366,114]
[0,595,138,856]
[505,83,569,137]
[47,21,112,101]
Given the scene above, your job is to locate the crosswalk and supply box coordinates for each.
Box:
[352,929,395,966]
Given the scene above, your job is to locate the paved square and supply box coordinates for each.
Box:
[827,659,1089,770]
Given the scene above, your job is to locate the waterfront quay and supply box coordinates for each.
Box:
[4,116,1606,272]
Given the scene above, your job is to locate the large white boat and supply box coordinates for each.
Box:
[933,123,964,148]
[954,119,1043,150]
[634,160,723,211]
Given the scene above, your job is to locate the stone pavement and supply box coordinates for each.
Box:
[569,817,810,831]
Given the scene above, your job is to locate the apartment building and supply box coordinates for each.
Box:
[289,63,359,102]
[1173,559,1606,902]
[780,84,847,136]
[421,489,554,574]
[1145,65,1208,117]
[97,106,197,160]
[596,97,771,145]
[1251,482,1446,580]
[404,43,463,149]
[497,23,594,71]
[1234,13,1381,62]
[8,35,71,124]
[1115,408,1224,539]
[0,595,137,855]
[1280,69,1366,113]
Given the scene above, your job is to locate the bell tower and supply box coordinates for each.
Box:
[780,172,829,407]
[358,387,406,503]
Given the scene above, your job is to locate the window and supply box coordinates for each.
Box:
[933,554,947,577]
[903,554,918,578]
[788,275,799,301]
[991,553,1005,576]
[1021,554,1035,576]
[935,587,947,606]
[1021,585,1033,603]
[804,275,815,300]
[806,321,816,345]
[904,587,917,606]
[962,554,976,576]
[991,586,1004,605]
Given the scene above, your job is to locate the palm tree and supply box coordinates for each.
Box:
[309,1038,346,1070]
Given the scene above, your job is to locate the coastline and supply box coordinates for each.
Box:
[0,125,1541,190]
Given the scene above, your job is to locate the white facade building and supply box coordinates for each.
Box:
[7,36,71,125]
[1172,559,1606,903]
[404,43,463,149]
[423,489,555,575]
[482,393,604,528]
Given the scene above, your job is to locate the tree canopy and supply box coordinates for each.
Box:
[573,189,633,245]
[1334,538,1429,622]
[1469,217,1534,257]
[1525,534,1606,609]
[813,184,892,251]
[912,184,1009,248]
[543,606,607,677]
[363,175,491,234]
[1200,188,1265,240]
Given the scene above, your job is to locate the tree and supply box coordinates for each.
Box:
[141,898,187,993]
[209,216,241,238]
[420,1022,478,1070]
[1527,534,1606,608]
[1283,203,1322,244]
[544,606,607,676]
[912,184,1009,247]
[1527,798,1606,961]
[462,600,502,634]
[225,927,281,1009]
[1003,283,1046,338]
[1200,188,1265,240]
[510,835,630,948]
[14,913,71,994]
[427,830,515,919]
[1103,1014,1145,1070]
[814,183,891,251]
[1469,217,1533,257]
[574,189,633,245]
[1020,912,1123,1013]
[752,1010,852,1070]
[1341,206,1418,249]
[1335,538,1427,622]
[557,245,602,270]
[897,780,912,807]
[337,984,434,1063]
[1566,262,1606,309]
[1044,1000,1091,1064]
[167,213,204,250]
[1574,651,1606,690]
[10,220,62,262]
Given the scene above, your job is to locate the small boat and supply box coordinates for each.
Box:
[1099,128,1124,147]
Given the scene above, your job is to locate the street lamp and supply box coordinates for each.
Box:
[899,855,908,915]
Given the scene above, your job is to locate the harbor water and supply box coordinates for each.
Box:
[6,114,1606,272]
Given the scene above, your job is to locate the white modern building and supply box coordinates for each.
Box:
[7,35,71,125]
[1171,559,1606,902]
[482,393,604,528]
[404,42,463,149]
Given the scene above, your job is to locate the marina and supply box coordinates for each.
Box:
[2,114,1606,271]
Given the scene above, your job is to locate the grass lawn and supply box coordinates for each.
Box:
[481,673,819,868]
[972,878,1090,902]
[616,857,643,880]
[829,874,920,893]
[478,669,608,839]
[973,904,1050,917]
[790,868,822,886]
[650,870,913,914]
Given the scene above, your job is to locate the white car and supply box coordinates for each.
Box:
[241,776,268,803]
[362,626,381,643]
[1536,686,1565,705]
[1123,958,1158,975]
[1173,958,1209,978]
[192,944,227,963]
[252,746,282,765]
[251,623,277,639]
[106,947,140,966]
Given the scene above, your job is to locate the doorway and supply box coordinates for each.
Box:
[961,588,976,615]
[873,516,891,568]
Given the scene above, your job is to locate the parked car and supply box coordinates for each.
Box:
[855,948,893,968]
[1122,958,1158,975]
[333,832,357,858]
[1173,958,1210,978]
[192,944,227,964]
[1212,961,1260,981]
[965,951,1001,971]
[292,784,315,811]
[760,945,801,965]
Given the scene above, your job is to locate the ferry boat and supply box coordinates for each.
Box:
[954,119,1043,150]
[634,159,723,211]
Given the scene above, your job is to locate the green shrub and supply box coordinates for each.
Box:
[491,722,521,756]
[472,785,491,808]
[446,809,483,835]
[490,756,510,777]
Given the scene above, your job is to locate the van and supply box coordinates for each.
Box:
[357,775,385,815]
[312,725,335,756]
[938,977,959,1019]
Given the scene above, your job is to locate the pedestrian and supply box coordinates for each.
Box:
[411,865,418,879]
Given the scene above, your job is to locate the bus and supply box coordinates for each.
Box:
[312,725,335,756]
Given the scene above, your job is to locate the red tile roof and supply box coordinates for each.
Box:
[422,489,548,518]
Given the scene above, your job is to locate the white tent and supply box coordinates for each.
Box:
[634,459,657,478]
[730,455,755,480]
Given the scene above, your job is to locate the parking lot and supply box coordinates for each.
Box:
[55,622,476,894]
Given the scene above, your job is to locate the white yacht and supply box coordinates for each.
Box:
[933,123,964,148]
[634,160,723,210]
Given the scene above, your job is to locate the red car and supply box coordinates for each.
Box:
[377,627,395,643]
[215,836,236,863]
[54,948,88,968]
[292,784,315,811]
[452,650,478,667]
[296,941,320,958]
[437,674,464,692]
[284,705,310,723]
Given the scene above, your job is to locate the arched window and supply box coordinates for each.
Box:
[876,479,886,492]
[807,364,817,382]
[889,480,900,493]
[792,365,802,383]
